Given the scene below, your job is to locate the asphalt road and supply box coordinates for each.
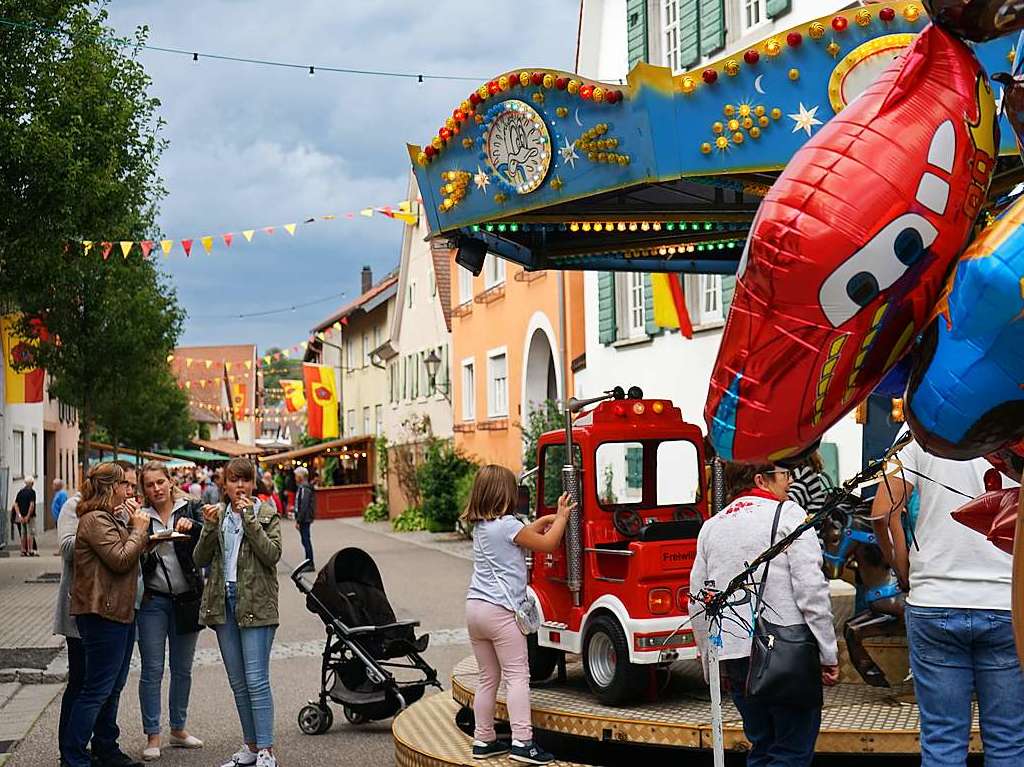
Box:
[8,518,473,767]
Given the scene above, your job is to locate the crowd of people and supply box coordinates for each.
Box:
[52,457,284,767]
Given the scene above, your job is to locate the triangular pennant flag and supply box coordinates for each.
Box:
[83,241,94,255]
[322,215,336,221]
[185,358,194,368]
[140,241,154,258]
[205,360,213,369]
[359,209,374,217]
[181,239,193,257]
[344,212,355,220]
[394,212,417,225]
[201,235,214,254]
[120,241,133,258]
[399,200,412,213]
[184,381,192,389]
[199,380,207,389]
[223,233,233,247]
[245,360,252,369]
[379,206,395,218]
[161,240,174,256]
[284,223,297,236]
[242,229,255,242]
[225,362,232,372]
[304,218,315,224]
[263,226,275,235]
[101,242,113,260]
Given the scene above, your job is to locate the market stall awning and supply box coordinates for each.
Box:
[164,447,229,463]
[190,438,264,457]
[409,4,1023,274]
[86,442,177,463]
[259,435,374,465]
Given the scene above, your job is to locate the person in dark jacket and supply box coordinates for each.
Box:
[137,461,205,760]
[293,467,315,571]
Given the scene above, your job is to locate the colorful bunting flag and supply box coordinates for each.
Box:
[120,241,133,258]
[201,235,214,254]
[182,239,193,257]
[1,315,44,404]
[242,229,255,242]
[161,240,174,256]
[651,273,693,339]
[284,223,296,235]
[140,241,154,258]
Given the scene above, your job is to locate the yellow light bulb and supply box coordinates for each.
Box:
[724,104,736,117]
[739,104,751,117]
[903,4,920,22]
[712,121,724,134]
[681,76,696,94]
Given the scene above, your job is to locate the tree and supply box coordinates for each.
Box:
[101,367,194,455]
[0,3,176,473]
[261,347,302,404]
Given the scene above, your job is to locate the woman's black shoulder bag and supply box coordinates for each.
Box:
[745,501,823,708]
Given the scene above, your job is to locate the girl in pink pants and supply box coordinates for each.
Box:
[462,465,572,765]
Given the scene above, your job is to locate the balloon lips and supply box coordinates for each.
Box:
[906,196,1024,459]
[705,25,998,463]
[924,0,1024,42]
[951,487,1019,553]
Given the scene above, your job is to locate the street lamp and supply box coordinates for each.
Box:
[424,348,450,402]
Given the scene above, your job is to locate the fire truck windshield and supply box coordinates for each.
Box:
[595,439,701,509]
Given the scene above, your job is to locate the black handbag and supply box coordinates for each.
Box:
[153,517,205,636]
[745,501,823,708]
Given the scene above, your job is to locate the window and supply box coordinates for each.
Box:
[407,281,415,308]
[595,439,702,507]
[362,333,369,367]
[484,253,505,289]
[362,407,370,435]
[374,325,381,349]
[410,353,419,398]
[596,441,644,505]
[374,405,383,435]
[487,350,508,417]
[388,362,397,403]
[687,274,724,326]
[615,272,647,339]
[656,440,701,504]
[458,265,474,304]
[346,409,356,436]
[345,339,354,371]
[743,0,767,31]
[539,443,582,510]
[12,430,23,478]
[32,432,38,477]
[461,359,475,421]
[662,0,679,71]
[429,269,436,297]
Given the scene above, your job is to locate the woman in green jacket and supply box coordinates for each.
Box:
[193,458,281,767]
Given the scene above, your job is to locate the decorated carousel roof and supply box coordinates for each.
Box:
[408,1,1023,273]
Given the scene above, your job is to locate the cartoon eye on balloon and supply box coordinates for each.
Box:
[924,0,1024,42]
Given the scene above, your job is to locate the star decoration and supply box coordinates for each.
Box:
[789,102,822,137]
[550,176,564,191]
[559,136,579,169]
[473,165,491,192]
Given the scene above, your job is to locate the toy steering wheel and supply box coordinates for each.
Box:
[613,508,644,538]
[673,505,702,523]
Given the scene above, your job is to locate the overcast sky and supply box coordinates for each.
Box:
[104,1,581,352]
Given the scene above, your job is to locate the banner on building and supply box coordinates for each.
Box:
[231,382,248,421]
[280,379,307,413]
[651,274,693,339]
[303,364,339,439]
[1,315,45,404]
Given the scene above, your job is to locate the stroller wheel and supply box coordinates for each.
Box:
[298,703,333,735]
[343,705,369,725]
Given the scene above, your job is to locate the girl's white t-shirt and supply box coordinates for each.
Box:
[466,515,526,612]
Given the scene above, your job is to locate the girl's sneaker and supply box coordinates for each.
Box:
[471,740,510,759]
[510,740,554,765]
[255,750,276,767]
[219,746,256,767]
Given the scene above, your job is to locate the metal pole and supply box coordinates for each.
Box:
[562,402,582,607]
[712,457,726,514]
[708,635,726,767]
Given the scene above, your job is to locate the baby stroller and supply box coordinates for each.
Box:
[291,548,440,734]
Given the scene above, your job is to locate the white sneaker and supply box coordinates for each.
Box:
[255,749,277,767]
[220,745,257,767]
[169,733,204,749]
[141,745,160,761]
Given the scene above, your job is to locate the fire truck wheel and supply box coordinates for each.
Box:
[527,633,562,682]
[582,615,645,705]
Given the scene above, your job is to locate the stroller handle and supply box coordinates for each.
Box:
[290,559,314,584]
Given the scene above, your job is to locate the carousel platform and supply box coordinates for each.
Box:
[393,654,983,766]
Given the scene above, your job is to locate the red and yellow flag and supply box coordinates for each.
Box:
[1,315,44,403]
[303,363,339,439]
[231,382,248,420]
[651,274,694,339]
[280,379,306,413]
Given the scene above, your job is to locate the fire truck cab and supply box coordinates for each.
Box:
[524,387,708,705]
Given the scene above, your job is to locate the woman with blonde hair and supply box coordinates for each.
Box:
[463,464,572,765]
[193,458,281,767]
[136,461,205,759]
[65,462,151,767]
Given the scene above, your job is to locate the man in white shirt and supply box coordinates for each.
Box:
[872,432,1024,766]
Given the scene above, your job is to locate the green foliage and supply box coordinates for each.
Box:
[0,3,178,469]
[112,367,194,452]
[391,505,426,532]
[417,439,478,533]
[521,399,565,510]
[319,456,338,487]
[363,498,389,523]
[260,347,302,404]
[197,421,211,440]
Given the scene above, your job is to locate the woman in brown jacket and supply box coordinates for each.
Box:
[65,462,151,767]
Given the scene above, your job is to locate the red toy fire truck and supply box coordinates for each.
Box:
[523,386,708,704]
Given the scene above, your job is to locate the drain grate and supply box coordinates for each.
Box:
[23,572,61,584]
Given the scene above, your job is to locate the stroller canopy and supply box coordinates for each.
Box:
[309,547,397,629]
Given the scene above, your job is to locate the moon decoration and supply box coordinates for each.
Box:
[574,107,583,127]
[754,74,766,95]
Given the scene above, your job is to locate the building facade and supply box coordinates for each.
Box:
[171,344,261,445]
[575,0,862,480]
[309,267,397,442]
[449,249,585,473]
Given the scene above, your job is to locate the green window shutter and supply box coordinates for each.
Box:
[643,273,661,336]
[721,275,736,316]
[679,0,700,70]
[598,272,617,345]
[766,0,791,19]
[627,0,648,67]
[699,0,725,57]
[626,447,643,489]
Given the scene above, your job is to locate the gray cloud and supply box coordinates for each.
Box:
[105,0,580,351]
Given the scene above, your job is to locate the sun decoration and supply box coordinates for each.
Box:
[478,100,552,195]
[703,100,779,154]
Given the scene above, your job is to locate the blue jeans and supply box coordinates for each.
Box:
[298,521,313,566]
[907,606,1024,766]
[65,615,135,767]
[723,657,821,767]
[214,583,276,749]
[58,635,85,760]
[137,594,199,735]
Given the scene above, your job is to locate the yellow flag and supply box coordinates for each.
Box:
[360,208,374,218]
[394,211,417,225]
[284,223,297,235]
[120,241,134,258]
[242,229,255,242]
[161,240,174,256]
[83,241,93,255]
[201,236,214,254]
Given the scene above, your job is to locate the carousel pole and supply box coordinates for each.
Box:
[707,628,726,767]
[1013,490,1024,667]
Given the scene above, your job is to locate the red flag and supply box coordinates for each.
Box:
[140,240,154,259]
[101,242,113,260]
[223,233,234,247]
[182,239,193,257]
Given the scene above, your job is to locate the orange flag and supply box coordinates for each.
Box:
[1,315,45,403]
[303,363,339,439]
[280,379,307,413]
[231,382,248,421]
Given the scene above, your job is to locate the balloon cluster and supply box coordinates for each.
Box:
[705,4,1024,548]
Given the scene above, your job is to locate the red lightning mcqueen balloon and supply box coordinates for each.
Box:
[705,24,998,464]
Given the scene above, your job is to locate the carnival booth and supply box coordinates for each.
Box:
[259,436,375,519]
[388,3,1024,764]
